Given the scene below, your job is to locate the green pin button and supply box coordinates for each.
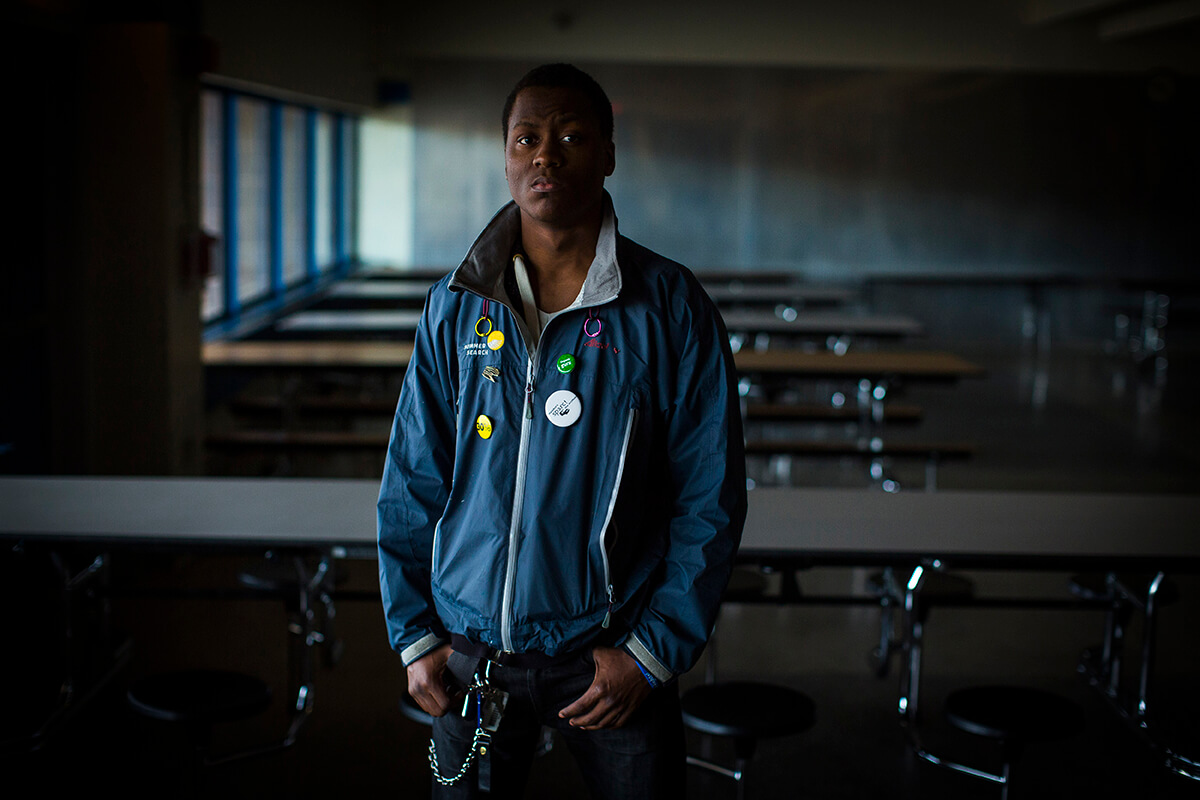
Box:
[556,354,576,374]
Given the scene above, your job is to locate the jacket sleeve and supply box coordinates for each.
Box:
[623,281,748,683]
[377,287,458,666]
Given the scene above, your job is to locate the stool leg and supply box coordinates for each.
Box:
[184,720,213,798]
[998,738,1023,800]
[1136,572,1165,720]
[706,626,720,684]
[733,737,758,800]
[1109,599,1131,699]
[870,567,899,678]
[899,566,926,724]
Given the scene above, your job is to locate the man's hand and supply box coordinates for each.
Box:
[558,646,652,730]
[406,643,457,717]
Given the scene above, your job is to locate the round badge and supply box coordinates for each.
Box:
[556,354,576,374]
[544,390,581,428]
[475,414,493,439]
[487,330,505,351]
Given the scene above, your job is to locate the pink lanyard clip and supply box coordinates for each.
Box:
[583,309,602,339]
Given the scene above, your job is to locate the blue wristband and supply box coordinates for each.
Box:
[633,659,660,689]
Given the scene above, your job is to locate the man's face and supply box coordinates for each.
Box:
[505,86,615,232]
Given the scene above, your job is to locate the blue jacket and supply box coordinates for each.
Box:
[378,196,746,684]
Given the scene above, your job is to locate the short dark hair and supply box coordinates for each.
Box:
[501,63,613,142]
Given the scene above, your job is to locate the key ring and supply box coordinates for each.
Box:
[476,299,493,337]
[583,309,602,339]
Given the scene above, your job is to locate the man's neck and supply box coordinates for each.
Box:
[518,212,603,313]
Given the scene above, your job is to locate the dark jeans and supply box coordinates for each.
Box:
[429,648,686,800]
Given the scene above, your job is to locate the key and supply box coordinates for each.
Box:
[479,688,509,732]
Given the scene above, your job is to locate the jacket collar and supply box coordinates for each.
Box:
[450,192,622,309]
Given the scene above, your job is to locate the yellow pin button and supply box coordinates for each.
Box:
[487,330,505,351]
[475,414,493,439]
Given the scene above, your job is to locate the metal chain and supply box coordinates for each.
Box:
[427,728,490,786]
[426,680,491,787]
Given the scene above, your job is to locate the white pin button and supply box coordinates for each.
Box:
[544,390,581,428]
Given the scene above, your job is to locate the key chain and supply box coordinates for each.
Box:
[428,660,507,789]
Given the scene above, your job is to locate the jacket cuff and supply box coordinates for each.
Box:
[401,632,446,667]
[624,633,673,684]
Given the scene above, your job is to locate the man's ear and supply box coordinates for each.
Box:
[605,140,615,177]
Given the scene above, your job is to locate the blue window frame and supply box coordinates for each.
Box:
[201,84,359,335]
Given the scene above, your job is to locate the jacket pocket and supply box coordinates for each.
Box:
[598,406,638,627]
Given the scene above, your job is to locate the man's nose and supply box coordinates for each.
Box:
[534,140,563,167]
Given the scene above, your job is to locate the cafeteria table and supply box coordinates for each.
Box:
[733,349,984,437]
[704,283,855,308]
[325,280,434,302]
[309,280,436,310]
[741,487,1200,783]
[203,340,414,369]
[273,309,423,335]
[722,309,924,354]
[6,479,1194,780]
[721,310,924,340]
[733,349,983,380]
[204,340,979,380]
[266,308,918,344]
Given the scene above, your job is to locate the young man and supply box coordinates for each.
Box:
[378,63,746,799]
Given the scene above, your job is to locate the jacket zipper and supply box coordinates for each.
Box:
[599,407,637,628]
[500,352,536,651]
[492,282,619,653]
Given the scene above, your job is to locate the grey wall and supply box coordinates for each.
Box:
[408,59,1197,284]
[371,1,1200,74]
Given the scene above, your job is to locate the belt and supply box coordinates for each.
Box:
[450,635,583,670]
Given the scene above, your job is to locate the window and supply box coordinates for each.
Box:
[314,111,334,274]
[200,85,359,333]
[357,114,415,266]
[236,96,271,306]
[200,89,224,321]
[337,115,358,266]
[281,106,308,287]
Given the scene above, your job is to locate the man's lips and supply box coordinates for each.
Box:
[531,177,562,192]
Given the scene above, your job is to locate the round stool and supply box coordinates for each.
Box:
[944,685,1083,800]
[682,681,816,800]
[127,670,272,785]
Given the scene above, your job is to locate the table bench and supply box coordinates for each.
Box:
[744,437,975,491]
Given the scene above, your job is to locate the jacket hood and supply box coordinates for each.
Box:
[449,191,622,308]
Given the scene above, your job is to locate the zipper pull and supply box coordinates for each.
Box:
[524,359,536,419]
[602,585,614,629]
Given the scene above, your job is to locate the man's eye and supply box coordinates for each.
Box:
[516,135,535,146]
[561,134,579,143]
